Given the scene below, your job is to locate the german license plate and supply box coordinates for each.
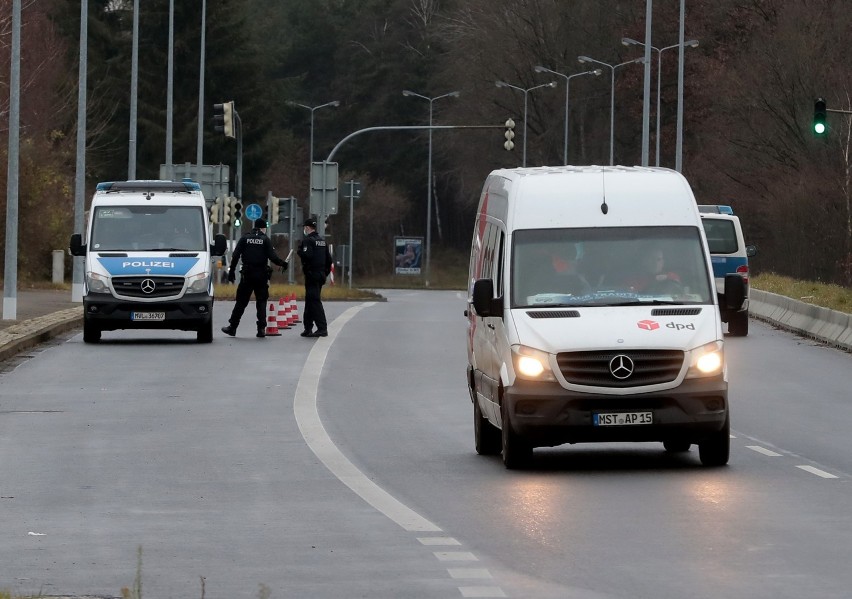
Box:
[131,311,165,321]
[594,412,653,426]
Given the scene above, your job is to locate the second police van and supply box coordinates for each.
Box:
[70,180,227,343]
[466,166,745,469]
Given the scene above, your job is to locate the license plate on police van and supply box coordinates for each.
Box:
[131,311,165,321]
[594,412,653,426]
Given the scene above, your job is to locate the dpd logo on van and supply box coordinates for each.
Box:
[637,320,659,331]
[666,322,696,331]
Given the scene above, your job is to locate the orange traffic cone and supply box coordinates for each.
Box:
[277,297,291,329]
[290,293,301,325]
[264,301,281,336]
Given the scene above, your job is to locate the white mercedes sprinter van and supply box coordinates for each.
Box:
[70,180,227,344]
[466,166,745,468]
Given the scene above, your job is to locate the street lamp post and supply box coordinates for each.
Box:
[622,37,699,166]
[402,90,460,286]
[576,55,646,166]
[495,80,557,167]
[534,66,602,165]
[287,100,341,209]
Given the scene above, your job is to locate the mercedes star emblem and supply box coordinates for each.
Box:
[140,278,156,294]
[609,354,635,380]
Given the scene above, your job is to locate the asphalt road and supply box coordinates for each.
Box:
[1,290,851,598]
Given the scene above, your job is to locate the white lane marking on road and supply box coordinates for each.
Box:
[448,568,492,579]
[459,587,507,598]
[746,445,783,457]
[293,303,441,532]
[434,551,478,562]
[418,536,461,546]
[796,465,839,479]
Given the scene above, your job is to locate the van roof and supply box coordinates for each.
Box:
[484,166,700,230]
[95,180,202,193]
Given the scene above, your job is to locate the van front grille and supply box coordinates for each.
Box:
[556,349,684,388]
[112,276,185,298]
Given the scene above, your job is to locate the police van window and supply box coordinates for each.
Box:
[91,205,205,251]
[702,219,738,254]
[495,231,505,297]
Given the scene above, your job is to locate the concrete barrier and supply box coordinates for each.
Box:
[749,289,852,352]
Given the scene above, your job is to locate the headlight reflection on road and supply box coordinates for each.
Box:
[502,478,564,549]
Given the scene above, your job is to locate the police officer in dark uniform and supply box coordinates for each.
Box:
[221,218,288,338]
[298,217,332,337]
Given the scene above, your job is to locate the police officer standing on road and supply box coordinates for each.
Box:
[221,218,288,338]
[298,217,332,337]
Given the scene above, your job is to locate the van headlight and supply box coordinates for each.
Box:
[86,272,109,293]
[186,272,210,294]
[512,345,556,382]
[686,341,724,378]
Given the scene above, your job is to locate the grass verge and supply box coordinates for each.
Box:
[751,273,851,314]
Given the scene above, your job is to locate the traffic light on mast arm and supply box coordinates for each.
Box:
[504,118,515,151]
[213,101,235,138]
[813,98,827,136]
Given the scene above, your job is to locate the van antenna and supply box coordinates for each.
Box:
[600,167,609,215]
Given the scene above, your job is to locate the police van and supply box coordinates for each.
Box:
[70,180,227,343]
[466,166,745,469]
[698,205,757,336]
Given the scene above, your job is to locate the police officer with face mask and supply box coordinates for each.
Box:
[221,218,288,338]
[298,217,332,337]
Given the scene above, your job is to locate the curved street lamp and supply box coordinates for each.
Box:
[577,55,646,165]
[534,66,602,165]
[287,100,340,212]
[622,37,699,166]
[495,80,557,167]
[401,90,460,286]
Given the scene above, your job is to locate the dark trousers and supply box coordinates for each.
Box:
[229,272,269,331]
[303,274,327,332]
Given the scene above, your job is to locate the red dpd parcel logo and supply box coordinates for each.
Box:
[637,320,660,331]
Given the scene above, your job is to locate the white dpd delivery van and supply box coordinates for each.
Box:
[70,180,227,343]
[466,166,745,469]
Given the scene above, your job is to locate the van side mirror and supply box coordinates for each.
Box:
[211,234,227,256]
[69,234,86,257]
[472,279,503,317]
[724,273,746,311]
[746,245,757,258]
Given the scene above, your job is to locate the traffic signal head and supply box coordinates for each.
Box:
[504,118,515,151]
[213,101,236,138]
[222,196,231,224]
[233,200,243,227]
[814,98,827,136]
[270,197,280,224]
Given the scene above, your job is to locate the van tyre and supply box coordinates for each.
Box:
[474,398,501,456]
[83,319,101,343]
[197,320,213,343]
[728,311,749,337]
[501,401,531,469]
[698,414,730,467]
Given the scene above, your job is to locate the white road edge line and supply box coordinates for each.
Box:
[796,465,839,479]
[293,303,442,532]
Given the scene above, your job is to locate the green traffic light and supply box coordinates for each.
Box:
[814,122,826,135]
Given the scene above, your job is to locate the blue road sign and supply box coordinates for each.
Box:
[245,203,263,221]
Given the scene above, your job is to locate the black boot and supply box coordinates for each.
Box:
[256,327,266,338]
[221,325,236,337]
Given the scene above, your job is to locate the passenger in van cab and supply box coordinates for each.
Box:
[625,247,681,293]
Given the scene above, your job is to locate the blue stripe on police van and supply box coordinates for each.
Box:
[711,256,747,279]
[97,256,199,276]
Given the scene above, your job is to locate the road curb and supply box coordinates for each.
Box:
[0,307,84,363]
[749,289,852,352]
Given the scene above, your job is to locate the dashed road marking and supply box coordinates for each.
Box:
[746,445,782,457]
[449,568,493,579]
[434,551,478,562]
[797,465,838,479]
[418,536,461,546]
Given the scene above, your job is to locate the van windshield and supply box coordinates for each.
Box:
[90,205,206,251]
[511,226,713,308]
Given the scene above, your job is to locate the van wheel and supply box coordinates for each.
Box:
[474,398,501,456]
[501,402,531,469]
[698,415,730,467]
[83,320,101,343]
[197,320,213,343]
[663,440,691,453]
[728,311,749,336]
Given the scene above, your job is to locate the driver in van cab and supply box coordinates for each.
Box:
[625,247,680,293]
